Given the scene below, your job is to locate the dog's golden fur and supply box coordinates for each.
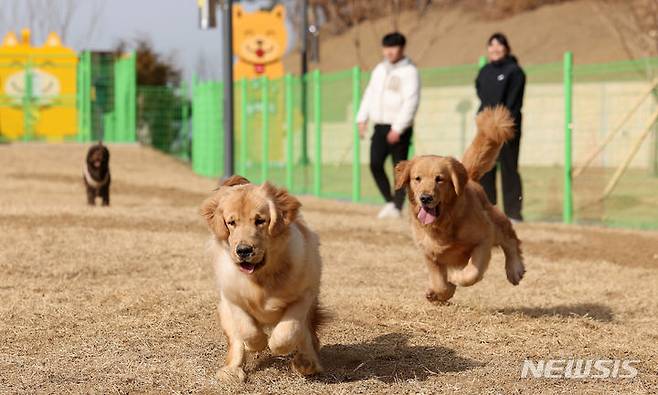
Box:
[200,176,326,382]
[395,106,525,303]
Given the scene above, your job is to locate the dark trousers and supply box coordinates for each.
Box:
[479,129,523,220]
[370,124,412,210]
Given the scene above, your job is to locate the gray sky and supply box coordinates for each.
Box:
[0,0,297,82]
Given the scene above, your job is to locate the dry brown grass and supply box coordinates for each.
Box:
[1,143,657,394]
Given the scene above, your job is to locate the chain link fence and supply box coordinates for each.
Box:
[190,56,658,230]
[1,50,656,229]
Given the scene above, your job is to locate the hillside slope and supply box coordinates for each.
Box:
[284,0,650,72]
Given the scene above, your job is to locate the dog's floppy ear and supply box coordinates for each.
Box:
[449,159,468,196]
[394,160,411,190]
[202,176,249,239]
[200,193,229,240]
[220,175,250,188]
[262,182,301,236]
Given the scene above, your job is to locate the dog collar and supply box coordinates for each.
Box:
[83,164,110,189]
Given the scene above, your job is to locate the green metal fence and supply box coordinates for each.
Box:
[136,84,190,159]
[192,80,223,177]
[191,55,658,230]
[3,50,657,230]
[76,51,137,143]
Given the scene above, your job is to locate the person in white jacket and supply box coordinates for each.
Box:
[357,32,420,219]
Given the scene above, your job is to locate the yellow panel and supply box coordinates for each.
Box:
[0,29,77,140]
[232,4,287,80]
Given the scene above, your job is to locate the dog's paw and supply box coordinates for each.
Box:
[425,286,455,304]
[269,321,301,356]
[216,366,246,383]
[506,260,525,285]
[292,352,323,376]
[244,334,267,352]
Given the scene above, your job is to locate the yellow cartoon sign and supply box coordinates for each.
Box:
[0,29,77,140]
[233,4,287,80]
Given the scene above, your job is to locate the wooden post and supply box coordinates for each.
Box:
[574,78,658,177]
[600,107,658,200]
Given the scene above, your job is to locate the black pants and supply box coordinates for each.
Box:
[370,124,412,210]
[479,129,523,220]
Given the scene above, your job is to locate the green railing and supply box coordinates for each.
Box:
[2,51,657,229]
[191,55,658,230]
[136,84,190,159]
[75,51,137,143]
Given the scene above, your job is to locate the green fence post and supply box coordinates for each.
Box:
[83,51,92,142]
[285,73,294,190]
[239,78,248,176]
[111,52,136,143]
[23,59,33,142]
[191,76,201,175]
[352,66,361,202]
[478,55,487,69]
[127,52,137,142]
[216,81,224,177]
[180,82,190,160]
[77,51,92,142]
[110,56,120,142]
[313,69,322,197]
[563,51,574,224]
[261,77,269,183]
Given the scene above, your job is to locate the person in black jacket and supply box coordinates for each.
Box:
[475,32,525,221]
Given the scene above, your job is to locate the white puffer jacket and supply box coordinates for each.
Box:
[356,57,420,134]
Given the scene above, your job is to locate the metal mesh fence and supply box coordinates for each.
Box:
[137,85,190,160]
[571,58,658,229]
[190,56,658,230]
[2,50,656,229]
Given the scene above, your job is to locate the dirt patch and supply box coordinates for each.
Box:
[0,213,205,235]
[519,224,658,268]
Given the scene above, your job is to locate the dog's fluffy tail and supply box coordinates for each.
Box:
[462,106,515,181]
[309,299,331,351]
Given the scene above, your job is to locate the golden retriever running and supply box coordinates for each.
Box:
[394,106,525,303]
[200,176,326,382]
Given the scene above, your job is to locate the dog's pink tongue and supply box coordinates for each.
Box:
[239,263,255,274]
[418,207,436,225]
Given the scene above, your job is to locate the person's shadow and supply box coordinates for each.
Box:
[256,332,480,383]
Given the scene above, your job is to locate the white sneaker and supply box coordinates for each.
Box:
[377,202,401,219]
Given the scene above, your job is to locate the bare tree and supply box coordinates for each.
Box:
[594,0,658,76]
[0,0,104,48]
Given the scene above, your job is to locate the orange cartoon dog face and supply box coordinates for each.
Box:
[233,4,287,65]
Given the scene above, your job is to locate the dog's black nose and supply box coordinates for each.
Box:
[236,244,254,259]
[420,194,433,205]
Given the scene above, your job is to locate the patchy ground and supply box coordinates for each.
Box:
[1,143,657,394]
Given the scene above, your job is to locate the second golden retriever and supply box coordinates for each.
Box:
[200,176,326,382]
[394,106,525,303]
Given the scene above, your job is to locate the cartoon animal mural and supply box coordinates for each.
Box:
[0,29,77,140]
[232,5,290,167]
[233,4,287,80]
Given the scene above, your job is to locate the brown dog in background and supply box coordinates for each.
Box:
[83,142,111,206]
[394,106,525,303]
[200,176,326,382]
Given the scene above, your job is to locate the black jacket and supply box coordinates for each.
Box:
[475,56,526,129]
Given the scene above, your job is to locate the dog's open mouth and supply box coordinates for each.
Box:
[418,204,440,225]
[237,258,264,274]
